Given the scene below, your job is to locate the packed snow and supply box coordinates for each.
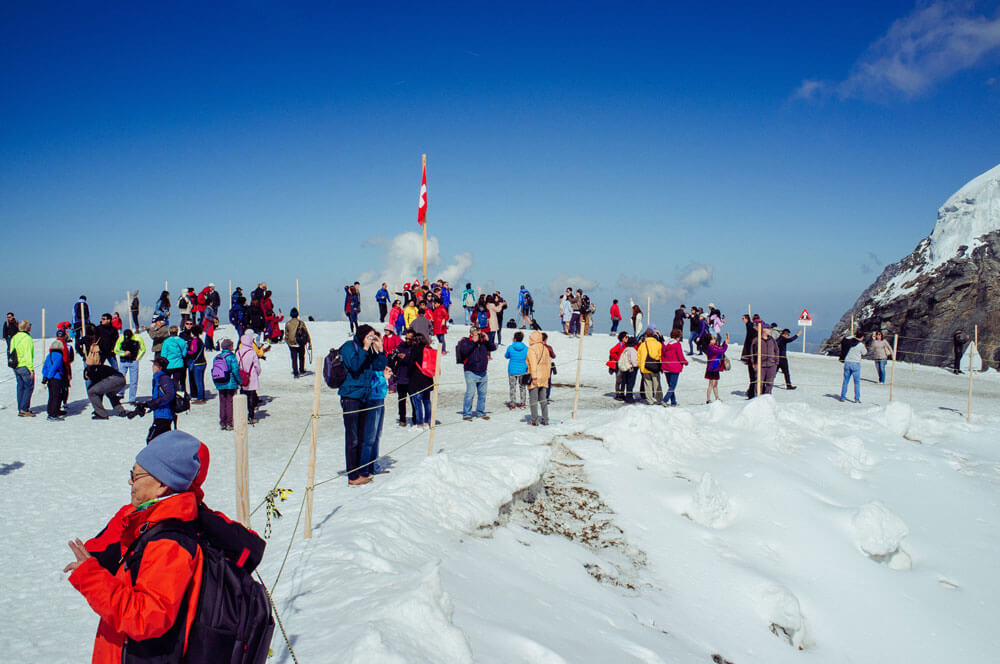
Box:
[875,162,1000,304]
[2,321,1000,662]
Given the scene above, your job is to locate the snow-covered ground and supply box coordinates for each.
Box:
[3,321,999,662]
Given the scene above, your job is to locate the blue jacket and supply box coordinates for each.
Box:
[344,287,361,314]
[338,338,387,399]
[367,371,388,402]
[212,350,241,390]
[148,370,175,420]
[504,341,529,375]
[42,350,65,380]
[441,287,451,308]
[456,336,496,375]
[375,288,389,304]
[161,336,187,370]
[518,289,529,309]
[229,302,245,327]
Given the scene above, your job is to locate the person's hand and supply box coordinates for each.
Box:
[29,370,35,380]
[63,538,92,573]
[372,338,383,353]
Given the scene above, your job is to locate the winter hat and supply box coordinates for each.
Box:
[56,329,66,338]
[220,338,234,350]
[50,341,62,351]
[135,430,202,492]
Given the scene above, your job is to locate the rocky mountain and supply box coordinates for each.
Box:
[821,163,1000,369]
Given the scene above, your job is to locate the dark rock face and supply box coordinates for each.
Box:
[822,219,1000,369]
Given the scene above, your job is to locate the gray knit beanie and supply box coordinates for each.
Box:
[136,430,202,491]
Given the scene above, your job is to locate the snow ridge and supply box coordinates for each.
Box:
[874,162,1000,304]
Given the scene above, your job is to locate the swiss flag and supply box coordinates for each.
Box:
[417,160,427,226]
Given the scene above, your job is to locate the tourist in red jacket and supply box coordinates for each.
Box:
[660,328,689,406]
[432,302,449,354]
[66,432,204,663]
[609,300,622,334]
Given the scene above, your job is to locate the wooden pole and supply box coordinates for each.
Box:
[755,323,762,397]
[165,280,168,293]
[850,315,855,336]
[889,334,898,402]
[802,326,806,354]
[296,278,300,312]
[228,279,232,312]
[647,296,651,329]
[233,394,250,527]
[427,350,442,455]
[967,325,977,423]
[421,154,428,285]
[572,324,585,419]
[304,352,322,539]
[747,304,751,318]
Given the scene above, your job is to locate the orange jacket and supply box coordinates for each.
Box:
[70,492,203,663]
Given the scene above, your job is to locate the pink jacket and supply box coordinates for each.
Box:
[660,339,688,373]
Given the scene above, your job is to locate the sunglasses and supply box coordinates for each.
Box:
[130,469,152,483]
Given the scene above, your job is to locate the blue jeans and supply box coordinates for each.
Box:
[411,390,432,425]
[360,400,385,474]
[688,331,699,354]
[841,362,861,401]
[664,371,680,405]
[610,319,619,333]
[118,360,138,401]
[465,306,474,324]
[875,359,887,383]
[14,366,33,412]
[341,397,366,480]
[463,370,488,417]
[190,362,206,401]
[348,311,359,334]
[106,354,119,371]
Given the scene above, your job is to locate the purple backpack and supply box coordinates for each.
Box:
[211,353,231,383]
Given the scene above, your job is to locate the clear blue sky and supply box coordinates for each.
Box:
[3,1,999,343]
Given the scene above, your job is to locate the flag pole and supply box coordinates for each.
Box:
[421,154,428,284]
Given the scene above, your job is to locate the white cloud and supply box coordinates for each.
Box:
[617,263,715,323]
[357,232,473,305]
[795,1,1000,101]
[547,273,600,299]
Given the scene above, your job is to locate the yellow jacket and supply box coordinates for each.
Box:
[403,305,419,329]
[637,336,662,374]
[10,331,33,369]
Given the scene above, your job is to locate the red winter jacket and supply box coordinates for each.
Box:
[660,339,689,373]
[383,333,401,357]
[70,493,203,663]
[610,303,622,321]
[607,341,625,370]
[432,306,448,335]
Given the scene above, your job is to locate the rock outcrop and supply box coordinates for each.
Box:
[821,164,1000,369]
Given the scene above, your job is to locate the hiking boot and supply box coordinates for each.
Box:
[787,385,797,390]
[480,415,490,420]
[91,414,109,420]
[463,417,473,421]
[47,415,64,422]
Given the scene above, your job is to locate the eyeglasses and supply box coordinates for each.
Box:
[130,469,152,482]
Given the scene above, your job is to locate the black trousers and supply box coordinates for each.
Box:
[778,357,792,387]
[396,383,410,424]
[147,417,173,443]
[746,361,757,397]
[379,302,388,323]
[241,388,259,419]
[289,345,306,376]
[170,368,186,394]
[47,378,64,417]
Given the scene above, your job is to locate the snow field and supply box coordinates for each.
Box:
[2,321,999,662]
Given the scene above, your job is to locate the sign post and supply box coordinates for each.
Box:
[797,309,813,353]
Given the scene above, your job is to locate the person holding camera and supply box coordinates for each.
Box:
[128,356,176,442]
[338,325,386,485]
[456,326,497,421]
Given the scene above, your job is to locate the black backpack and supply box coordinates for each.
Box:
[122,506,273,664]
[324,346,348,388]
[524,292,533,309]
[7,348,17,369]
[294,323,309,346]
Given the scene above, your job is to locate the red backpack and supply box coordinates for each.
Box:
[418,346,438,378]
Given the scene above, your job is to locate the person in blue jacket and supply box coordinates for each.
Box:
[212,338,242,430]
[41,341,66,421]
[229,295,247,338]
[440,282,452,319]
[504,331,529,409]
[338,325,387,486]
[131,356,176,442]
[344,284,361,335]
[375,283,390,323]
[160,326,188,395]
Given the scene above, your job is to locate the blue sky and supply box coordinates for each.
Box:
[2,1,999,343]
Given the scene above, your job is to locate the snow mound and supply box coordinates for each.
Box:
[832,436,876,479]
[851,501,910,566]
[732,394,778,434]
[756,584,807,650]
[685,472,736,529]
[883,401,913,438]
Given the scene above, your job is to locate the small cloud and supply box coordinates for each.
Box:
[795,2,1000,101]
[860,263,874,274]
[361,236,388,248]
[547,273,599,299]
[988,76,998,86]
[617,263,715,321]
[866,251,881,264]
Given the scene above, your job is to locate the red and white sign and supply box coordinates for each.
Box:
[797,309,813,326]
[417,161,427,226]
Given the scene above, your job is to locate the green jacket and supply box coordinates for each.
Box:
[114,334,146,361]
[10,331,33,369]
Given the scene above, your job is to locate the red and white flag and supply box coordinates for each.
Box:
[417,159,427,226]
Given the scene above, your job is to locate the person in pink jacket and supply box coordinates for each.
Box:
[237,331,262,424]
[660,328,688,406]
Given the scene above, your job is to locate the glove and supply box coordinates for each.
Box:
[41,378,48,385]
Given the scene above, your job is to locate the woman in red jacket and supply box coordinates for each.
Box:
[432,301,449,354]
[660,328,689,406]
[65,431,204,663]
